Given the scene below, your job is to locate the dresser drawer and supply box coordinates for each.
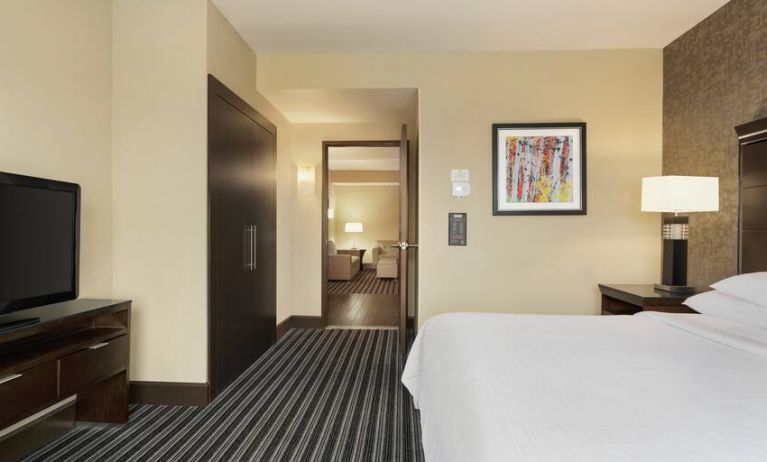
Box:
[59,335,129,396]
[0,362,58,428]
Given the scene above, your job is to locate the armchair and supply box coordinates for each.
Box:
[372,240,399,264]
[327,240,361,281]
[373,240,399,279]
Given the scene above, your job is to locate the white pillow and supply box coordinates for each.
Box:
[710,272,767,307]
[327,240,337,255]
[685,290,767,329]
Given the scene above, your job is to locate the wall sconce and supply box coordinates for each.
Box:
[327,208,335,219]
[297,165,316,196]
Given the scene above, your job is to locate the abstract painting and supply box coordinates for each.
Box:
[492,123,586,215]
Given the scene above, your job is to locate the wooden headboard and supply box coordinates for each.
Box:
[735,117,767,274]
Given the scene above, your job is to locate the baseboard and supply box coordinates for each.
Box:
[276,315,324,339]
[129,381,210,407]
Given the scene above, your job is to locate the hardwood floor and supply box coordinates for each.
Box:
[327,294,399,327]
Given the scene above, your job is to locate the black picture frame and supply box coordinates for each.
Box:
[492,122,587,216]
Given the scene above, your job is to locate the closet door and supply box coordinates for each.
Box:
[251,121,276,359]
[208,76,276,399]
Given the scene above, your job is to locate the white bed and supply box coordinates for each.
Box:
[402,311,767,461]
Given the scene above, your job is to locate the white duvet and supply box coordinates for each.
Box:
[402,312,767,462]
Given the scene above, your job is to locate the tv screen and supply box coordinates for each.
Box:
[0,172,79,314]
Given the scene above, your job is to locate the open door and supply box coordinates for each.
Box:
[398,124,417,352]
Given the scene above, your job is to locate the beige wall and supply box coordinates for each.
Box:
[332,184,399,263]
[289,123,407,316]
[330,170,401,262]
[112,0,296,383]
[260,51,664,322]
[0,0,114,299]
[112,0,209,382]
[207,1,294,324]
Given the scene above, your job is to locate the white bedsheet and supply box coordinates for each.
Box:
[402,312,767,461]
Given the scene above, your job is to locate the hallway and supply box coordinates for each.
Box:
[327,293,399,327]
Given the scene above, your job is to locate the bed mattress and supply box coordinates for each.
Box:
[402,312,767,461]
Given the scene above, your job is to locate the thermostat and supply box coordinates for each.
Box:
[452,182,471,198]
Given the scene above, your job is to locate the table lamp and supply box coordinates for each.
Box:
[344,222,363,249]
[641,176,719,294]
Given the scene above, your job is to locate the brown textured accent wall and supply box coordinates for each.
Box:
[663,0,767,287]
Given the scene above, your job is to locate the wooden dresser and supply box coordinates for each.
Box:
[0,299,131,460]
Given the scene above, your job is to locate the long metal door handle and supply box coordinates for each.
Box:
[251,225,257,271]
[0,374,22,385]
[242,225,258,271]
[244,226,250,270]
[392,242,419,250]
[89,342,109,350]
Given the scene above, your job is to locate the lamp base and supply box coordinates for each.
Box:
[654,283,696,295]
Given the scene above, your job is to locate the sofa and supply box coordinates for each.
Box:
[327,240,360,281]
[373,240,399,279]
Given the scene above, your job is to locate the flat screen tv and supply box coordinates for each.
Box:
[0,172,80,315]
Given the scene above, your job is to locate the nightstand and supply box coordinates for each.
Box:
[598,284,698,315]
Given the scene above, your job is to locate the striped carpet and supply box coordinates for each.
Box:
[328,268,398,295]
[24,329,423,462]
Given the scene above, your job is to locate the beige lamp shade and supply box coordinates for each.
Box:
[641,176,719,213]
[344,222,363,233]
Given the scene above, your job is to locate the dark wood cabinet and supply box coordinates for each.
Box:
[0,299,131,460]
[208,75,276,400]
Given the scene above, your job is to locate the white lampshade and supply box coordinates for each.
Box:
[641,176,719,213]
[344,222,363,233]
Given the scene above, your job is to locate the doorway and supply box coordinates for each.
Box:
[321,129,417,347]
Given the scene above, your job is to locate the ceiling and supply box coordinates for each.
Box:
[213,0,729,53]
[262,88,417,124]
[329,146,400,171]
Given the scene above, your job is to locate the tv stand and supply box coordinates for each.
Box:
[0,318,40,334]
[0,299,131,461]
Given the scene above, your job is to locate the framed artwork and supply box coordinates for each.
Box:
[492,122,587,215]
